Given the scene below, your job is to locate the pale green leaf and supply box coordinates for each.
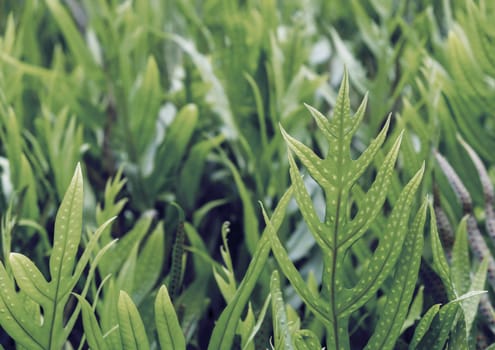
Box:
[130,55,162,155]
[462,257,488,335]
[155,285,185,350]
[222,155,259,255]
[74,295,109,350]
[118,291,150,350]
[49,163,83,286]
[99,215,152,276]
[0,262,44,349]
[339,130,402,250]
[9,253,50,305]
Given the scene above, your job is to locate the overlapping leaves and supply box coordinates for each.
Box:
[0,165,115,349]
[267,70,425,349]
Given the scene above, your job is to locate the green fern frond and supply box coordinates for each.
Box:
[269,70,425,349]
[0,164,114,349]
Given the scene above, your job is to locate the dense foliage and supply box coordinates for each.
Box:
[0,0,495,349]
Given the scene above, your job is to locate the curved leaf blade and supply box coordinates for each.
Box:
[155,285,185,350]
[118,291,150,350]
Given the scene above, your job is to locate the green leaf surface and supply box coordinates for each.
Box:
[118,291,150,350]
[271,270,294,350]
[9,254,50,305]
[74,295,109,350]
[340,165,424,317]
[155,285,185,350]
[0,262,44,349]
[451,216,470,296]
[49,162,83,287]
[429,202,454,298]
[364,198,427,350]
[207,188,292,350]
[132,222,165,305]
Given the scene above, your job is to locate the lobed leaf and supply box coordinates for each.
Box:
[0,262,44,349]
[9,253,50,305]
[339,164,424,317]
[285,150,331,251]
[339,129,402,250]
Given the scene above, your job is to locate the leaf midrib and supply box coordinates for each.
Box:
[48,176,79,350]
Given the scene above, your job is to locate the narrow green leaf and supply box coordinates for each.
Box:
[99,215,152,276]
[130,55,162,155]
[408,304,440,349]
[207,188,292,350]
[271,270,294,350]
[348,115,391,186]
[429,202,453,297]
[280,125,331,193]
[45,0,96,70]
[169,35,237,139]
[133,222,165,305]
[49,162,83,287]
[364,199,427,350]
[118,291,150,350]
[74,295,109,350]
[241,293,272,350]
[154,104,198,180]
[178,134,225,209]
[462,257,489,335]
[285,150,331,251]
[401,286,424,334]
[451,216,470,295]
[155,285,185,350]
[417,302,459,350]
[213,222,237,303]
